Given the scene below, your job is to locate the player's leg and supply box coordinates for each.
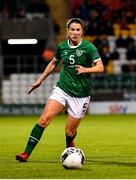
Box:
[65,96,90,147]
[16,99,64,162]
[65,115,81,147]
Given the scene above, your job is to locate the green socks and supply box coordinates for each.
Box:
[24,124,77,155]
[66,132,77,148]
[24,123,45,155]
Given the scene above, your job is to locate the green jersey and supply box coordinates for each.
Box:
[54,39,101,97]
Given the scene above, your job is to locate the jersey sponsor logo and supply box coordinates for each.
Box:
[76,50,84,57]
[67,65,75,68]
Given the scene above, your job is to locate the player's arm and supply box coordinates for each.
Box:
[28,58,58,94]
[75,59,104,74]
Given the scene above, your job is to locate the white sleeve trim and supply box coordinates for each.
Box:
[93,58,101,63]
[54,57,58,61]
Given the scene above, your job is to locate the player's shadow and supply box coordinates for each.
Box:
[86,156,136,167]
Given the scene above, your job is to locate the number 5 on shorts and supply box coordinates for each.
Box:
[82,103,88,113]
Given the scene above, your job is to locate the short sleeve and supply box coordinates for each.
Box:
[54,43,61,62]
[88,44,101,62]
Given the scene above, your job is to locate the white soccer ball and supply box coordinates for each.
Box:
[60,147,85,169]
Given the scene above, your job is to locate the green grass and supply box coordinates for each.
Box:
[0,114,136,179]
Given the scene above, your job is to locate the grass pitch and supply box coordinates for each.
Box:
[0,114,136,179]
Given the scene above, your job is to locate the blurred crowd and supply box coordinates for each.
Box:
[0,0,136,74]
[92,34,136,73]
[0,0,60,36]
[69,0,136,73]
[0,0,50,19]
[70,0,136,36]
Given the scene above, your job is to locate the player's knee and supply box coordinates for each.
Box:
[38,115,52,128]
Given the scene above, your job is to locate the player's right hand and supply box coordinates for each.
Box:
[28,81,42,94]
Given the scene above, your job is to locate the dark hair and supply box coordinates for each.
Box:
[66,18,85,30]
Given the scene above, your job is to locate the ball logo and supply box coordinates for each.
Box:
[61,147,85,169]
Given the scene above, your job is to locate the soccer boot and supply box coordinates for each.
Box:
[16,152,29,162]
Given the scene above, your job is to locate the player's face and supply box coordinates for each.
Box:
[67,23,83,44]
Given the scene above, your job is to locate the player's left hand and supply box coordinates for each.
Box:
[75,65,87,74]
[28,80,41,94]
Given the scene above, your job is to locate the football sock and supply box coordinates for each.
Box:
[66,132,77,148]
[24,123,45,155]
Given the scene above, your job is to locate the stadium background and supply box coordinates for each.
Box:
[0,0,136,115]
[0,0,136,179]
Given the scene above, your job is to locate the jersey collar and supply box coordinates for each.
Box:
[67,39,82,48]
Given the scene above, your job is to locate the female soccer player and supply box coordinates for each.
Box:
[16,18,104,162]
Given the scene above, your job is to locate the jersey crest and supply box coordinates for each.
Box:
[76,50,84,57]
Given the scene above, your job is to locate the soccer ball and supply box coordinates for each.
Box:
[60,147,85,169]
